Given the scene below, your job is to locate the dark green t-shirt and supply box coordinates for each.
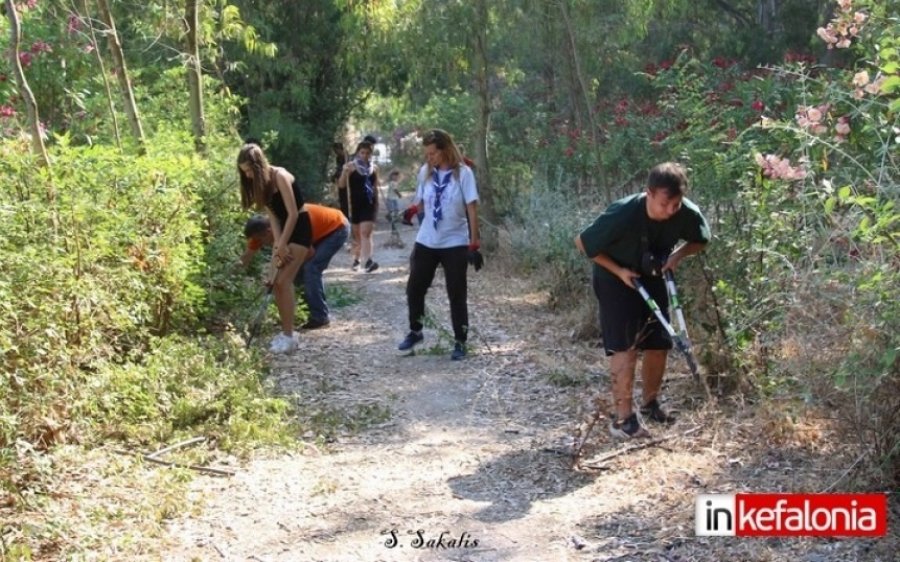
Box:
[579,193,710,280]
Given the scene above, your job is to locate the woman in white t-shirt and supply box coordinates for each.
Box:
[397,129,482,360]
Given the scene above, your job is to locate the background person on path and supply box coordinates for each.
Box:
[238,143,311,354]
[398,129,482,361]
[241,205,350,330]
[383,169,405,247]
[339,141,380,273]
[331,142,349,218]
[575,162,710,439]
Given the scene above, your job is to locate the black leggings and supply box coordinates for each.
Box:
[406,243,469,342]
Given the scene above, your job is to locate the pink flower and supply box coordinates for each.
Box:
[835,117,851,136]
[837,0,852,11]
[30,40,52,54]
[751,99,765,112]
[817,27,838,46]
[852,70,870,87]
[755,153,807,181]
[0,105,16,118]
[18,52,32,67]
[67,14,82,34]
[864,75,885,95]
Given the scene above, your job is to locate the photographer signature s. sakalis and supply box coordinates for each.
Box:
[381,528,479,549]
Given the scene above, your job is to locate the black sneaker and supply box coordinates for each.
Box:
[640,399,676,425]
[398,331,424,351]
[450,342,467,361]
[365,259,379,273]
[300,318,330,330]
[351,259,360,271]
[609,413,651,439]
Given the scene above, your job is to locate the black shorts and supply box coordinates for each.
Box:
[592,270,672,355]
[284,211,312,247]
[350,207,377,224]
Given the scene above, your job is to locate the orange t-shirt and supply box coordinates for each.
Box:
[306,204,348,244]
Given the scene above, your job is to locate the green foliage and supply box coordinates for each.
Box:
[505,182,595,308]
[90,335,293,449]
[0,130,297,496]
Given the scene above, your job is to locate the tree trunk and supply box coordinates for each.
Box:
[96,0,146,150]
[79,0,122,150]
[5,0,51,170]
[472,0,496,227]
[757,0,780,36]
[558,0,600,192]
[185,0,206,152]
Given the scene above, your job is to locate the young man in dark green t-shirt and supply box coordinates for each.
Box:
[575,162,710,439]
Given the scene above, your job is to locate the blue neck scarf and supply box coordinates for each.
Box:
[432,169,452,229]
[355,158,374,204]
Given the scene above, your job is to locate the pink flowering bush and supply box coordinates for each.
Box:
[0,3,108,142]
[754,153,807,180]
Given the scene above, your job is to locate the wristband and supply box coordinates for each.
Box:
[468,241,480,252]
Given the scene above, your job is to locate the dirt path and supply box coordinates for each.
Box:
[158,221,894,562]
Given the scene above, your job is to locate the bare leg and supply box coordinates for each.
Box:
[641,349,668,406]
[350,224,360,261]
[609,349,638,421]
[359,221,374,264]
[272,244,307,335]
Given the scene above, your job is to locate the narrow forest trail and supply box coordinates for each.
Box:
[157,220,894,562]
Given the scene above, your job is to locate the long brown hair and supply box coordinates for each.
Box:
[422,129,464,180]
[237,143,274,210]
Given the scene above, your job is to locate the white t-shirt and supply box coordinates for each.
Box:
[414,164,479,249]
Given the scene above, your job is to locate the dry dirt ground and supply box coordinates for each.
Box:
[155,220,896,562]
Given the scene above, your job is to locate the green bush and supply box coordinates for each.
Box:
[0,130,296,491]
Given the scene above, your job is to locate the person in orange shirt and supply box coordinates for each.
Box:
[242,204,349,330]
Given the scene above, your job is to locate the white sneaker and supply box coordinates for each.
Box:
[269,334,298,354]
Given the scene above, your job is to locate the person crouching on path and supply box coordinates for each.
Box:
[398,129,483,361]
[339,141,380,273]
[238,143,311,354]
[241,204,350,330]
[574,162,710,439]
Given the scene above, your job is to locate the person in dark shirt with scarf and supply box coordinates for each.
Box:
[338,141,380,273]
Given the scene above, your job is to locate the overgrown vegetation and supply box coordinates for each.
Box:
[0,0,897,557]
[492,0,899,489]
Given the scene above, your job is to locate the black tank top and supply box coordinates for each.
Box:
[267,178,305,230]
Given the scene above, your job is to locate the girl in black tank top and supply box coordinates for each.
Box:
[237,143,312,354]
